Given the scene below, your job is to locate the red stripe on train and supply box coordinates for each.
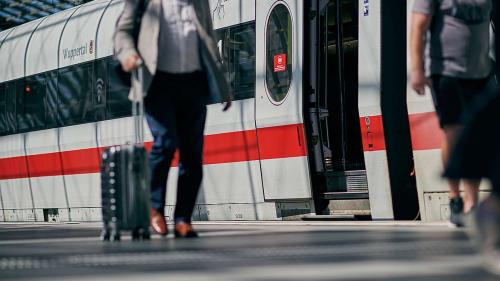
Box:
[359,112,443,152]
[0,124,307,180]
[0,115,443,180]
[0,156,29,179]
[408,112,443,150]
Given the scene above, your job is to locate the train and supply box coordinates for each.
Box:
[0,0,490,222]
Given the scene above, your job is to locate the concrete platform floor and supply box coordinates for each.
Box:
[0,221,498,280]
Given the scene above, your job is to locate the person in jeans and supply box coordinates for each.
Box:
[410,0,493,226]
[114,0,232,237]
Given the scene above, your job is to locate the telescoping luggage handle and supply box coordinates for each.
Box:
[132,60,145,145]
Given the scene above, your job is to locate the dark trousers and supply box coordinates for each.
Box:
[144,71,207,223]
[444,6,500,197]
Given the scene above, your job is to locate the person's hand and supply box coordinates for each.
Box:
[122,54,141,73]
[411,69,428,96]
[222,98,232,111]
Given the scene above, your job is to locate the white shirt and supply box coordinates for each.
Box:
[157,0,202,73]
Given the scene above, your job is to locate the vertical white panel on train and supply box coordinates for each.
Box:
[0,19,44,82]
[201,100,265,206]
[198,2,265,208]
[210,0,256,29]
[96,0,125,59]
[0,29,12,49]
[25,129,67,208]
[0,135,32,211]
[358,0,394,219]
[59,0,110,68]
[201,161,265,204]
[60,124,101,208]
[97,117,135,147]
[255,0,311,200]
[25,7,79,76]
[1,179,33,209]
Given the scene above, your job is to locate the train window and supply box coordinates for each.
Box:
[107,58,132,119]
[45,72,58,129]
[17,75,47,132]
[58,63,94,126]
[216,21,256,101]
[266,4,293,103]
[0,84,6,135]
[93,59,108,121]
[3,82,18,134]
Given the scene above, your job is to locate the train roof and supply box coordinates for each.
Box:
[0,0,123,83]
[0,0,257,83]
[0,1,94,32]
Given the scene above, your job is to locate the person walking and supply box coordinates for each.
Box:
[445,0,499,272]
[410,0,493,227]
[114,0,232,237]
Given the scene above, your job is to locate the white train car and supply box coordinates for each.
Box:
[0,0,471,222]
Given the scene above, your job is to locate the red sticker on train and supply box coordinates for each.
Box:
[274,54,286,72]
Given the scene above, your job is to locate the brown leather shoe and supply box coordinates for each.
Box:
[174,221,198,238]
[150,208,168,236]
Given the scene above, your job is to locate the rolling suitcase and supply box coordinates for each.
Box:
[100,66,150,241]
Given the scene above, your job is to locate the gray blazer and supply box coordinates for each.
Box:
[113,0,231,102]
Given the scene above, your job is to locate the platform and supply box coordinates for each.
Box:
[0,221,497,280]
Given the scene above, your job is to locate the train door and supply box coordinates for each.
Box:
[255,1,312,200]
[304,0,368,213]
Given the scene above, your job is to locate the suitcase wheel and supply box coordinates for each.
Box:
[131,228,151,241]
[131,229,141,241]
[141,228,151,240]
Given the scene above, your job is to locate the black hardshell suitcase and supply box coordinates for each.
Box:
[100,66,150,241]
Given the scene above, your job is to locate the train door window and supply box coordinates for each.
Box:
[45,71,58,129]
[17,75,47,132]
[58,63,94,126]
[93,59,108,121]
[3,82,17,134]
[216,21,256,101]
[266,3,293,104]
[106,58,132,119]
[0,84,7,135]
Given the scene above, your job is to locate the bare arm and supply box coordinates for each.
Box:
[410,12,432,96]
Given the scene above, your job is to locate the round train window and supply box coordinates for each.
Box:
[266,4,292,103]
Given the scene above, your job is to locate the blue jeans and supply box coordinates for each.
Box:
[144,71,207,223]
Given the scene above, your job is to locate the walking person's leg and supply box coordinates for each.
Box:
[474,94,500,274]
[444,125,480,212]
[442,125,463,218]
[173,72,208,238]
[442,125,474,225]
[442,125,462,199]
[470,54,500,270]
[443,127,481,214]
[174,106,206,224]
[147,115,177,212]
[144,76,178,236]
[433,75,482,226]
